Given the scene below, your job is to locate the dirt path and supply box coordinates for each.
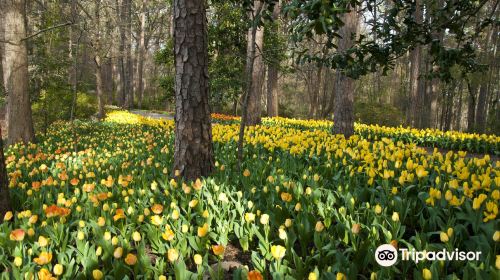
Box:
[129,110,173,120]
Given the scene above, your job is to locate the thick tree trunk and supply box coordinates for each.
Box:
[0,127,10,217]
[1,0,35,145]
[407,0,423,128]
[0,12,4,97]
[246,0,265,125]
[172,0,214,180]
[332,7,358,137]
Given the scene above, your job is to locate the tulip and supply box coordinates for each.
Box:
[248,270,264,280]
[113,247,123,258]
[193,254,203,265]
[167,248,179,262]
[271,245,286,260]
[212,244,225,256]
[422,268,432,280]
[125,253,137,265]
[315,221,325,232]
[53,264,64,276]
[132,231,141,242]
[92,269,103,280]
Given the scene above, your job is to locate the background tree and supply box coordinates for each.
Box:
[1,0,35,145]
[285,0,498,136]
[245,0,266,126]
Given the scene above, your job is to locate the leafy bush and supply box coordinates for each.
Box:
[355,101,404,127]
[32,90,97,132]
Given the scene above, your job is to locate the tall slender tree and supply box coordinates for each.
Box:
[332,6,358,137]
[407,0,423,128]
[1,0,35,145]
[172,0,214,180]
[266,1,281,117]
[245,0,265,125]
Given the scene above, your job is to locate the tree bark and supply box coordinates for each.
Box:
[266,1,280,117]
[1,0,35,145]
[115,0,126,107]
[124,0,133,109]
[137,0,147,109]
[429,0,444,129]
[266,65,278,117]
[245,0,265,125]
[172,0,214,180]
[93,0,105,120]
[467,82,477,132]
[0,127,10,217]
[407,0,423,128]
[332,7,358,137]
[475,26,495,133]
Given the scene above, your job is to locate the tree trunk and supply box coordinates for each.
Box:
[0,127,10,217]
[266,1,280,117]
[172,0,214,180]
[429,0,444,129]
[266,65,278,117]
[407,0,423,128]
[124,0,133,109]
[475,85,487,133]
[94,57,105,119]
[93,0,105,120]
[467,82,477,132]
[246,0,265,125]
[137,0,147,109]
[115,0,126,107]
[475,26,494,134]
[1,0,35,145]
[112,56,123,105]
[332,7,358,137]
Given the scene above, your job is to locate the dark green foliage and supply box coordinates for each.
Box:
[354,101,404,127]
[263,20,287,68]
[32,90,97,133]
[285,0,495,80]
[208,1,247,109]
[154,39,175,108]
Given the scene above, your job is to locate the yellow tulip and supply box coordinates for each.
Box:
[92,269,103,280]
[53,264,64,276]
[197,223,209,237]
[422,268,432,280]
[194,254,203,265]
[167,248,179,262]
[271,245,286,260]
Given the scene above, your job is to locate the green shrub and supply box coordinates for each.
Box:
[32,90,97,132]
[355,101,404,127]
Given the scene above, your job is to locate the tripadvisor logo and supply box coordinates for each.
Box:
[375,244,482,266]
[375,244,398,267]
